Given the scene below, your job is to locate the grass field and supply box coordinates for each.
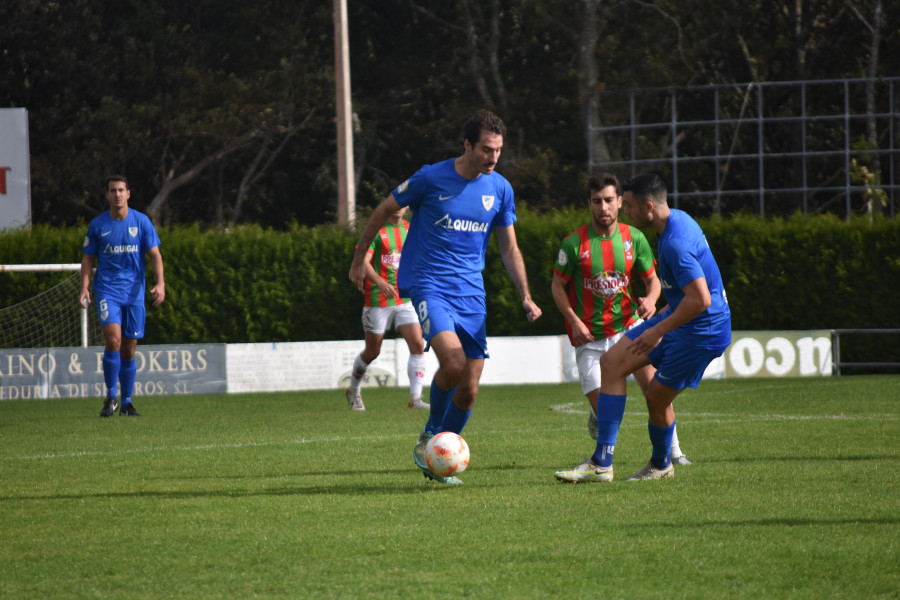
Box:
[1,376,898,599]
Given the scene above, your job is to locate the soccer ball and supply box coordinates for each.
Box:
[425,432,470,477]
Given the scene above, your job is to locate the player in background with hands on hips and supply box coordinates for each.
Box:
[349,110,541,484]
[556,172,730,481]
[552,173,690,485]
[79,175,165,417]
[345,206,429,411]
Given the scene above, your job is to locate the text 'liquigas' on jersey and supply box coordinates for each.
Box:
[554,222,656,344]
[392,158,517,298]
[82,209,161,305]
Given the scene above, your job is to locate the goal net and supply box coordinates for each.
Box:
[0,265,104,349]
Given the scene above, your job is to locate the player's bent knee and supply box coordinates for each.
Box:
[599,350,630,379]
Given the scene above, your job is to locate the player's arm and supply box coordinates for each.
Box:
[636,270,661,320]
[495,224,541,322]
[551,272,593,345]
[79,253,95,309]
[349,195,401,292]
[630,277,710,355]
[147,246,166,307]
[363,251,397,299]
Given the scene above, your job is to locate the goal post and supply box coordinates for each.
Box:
[0,263,100,348]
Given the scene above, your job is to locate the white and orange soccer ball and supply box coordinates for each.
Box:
[425,432,470,477]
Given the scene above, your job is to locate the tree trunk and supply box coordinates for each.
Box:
[581,0,610,169]
[147,133,259,224]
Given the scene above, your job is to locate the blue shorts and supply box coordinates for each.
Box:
[97,298,146,340]
[410,293,488,359]
[625,313,729,390]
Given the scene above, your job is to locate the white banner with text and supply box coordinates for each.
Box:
[0,331,832,400]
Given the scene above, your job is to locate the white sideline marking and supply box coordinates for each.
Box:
[549,401,897,423]
[5,411,895,462]
[7,436,387,462]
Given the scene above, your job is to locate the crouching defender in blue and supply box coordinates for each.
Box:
[79,175,165,417]
[555,173,731,482]
[349,110,542,484]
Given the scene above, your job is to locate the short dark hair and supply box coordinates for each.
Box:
[105,175,129,190]
[589,172,619,194]
[622,173,667,204]
[463,110,506,147]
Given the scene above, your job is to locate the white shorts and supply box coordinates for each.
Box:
[574,320,643,395]
[361,303,419,334]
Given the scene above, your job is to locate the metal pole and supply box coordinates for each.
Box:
[801,82,808,213]
[587,94,593,172]
[844,80,851,218]
[714,88,721,215]
[630,92,636,178]
[757,85,764,216]
[671,88,678,209]
[334,0,355,226]
[831,330,840,376]
[890,80,896,218]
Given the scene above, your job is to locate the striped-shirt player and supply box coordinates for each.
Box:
[363,220,409,307]
[551,174,691,485]
[346,208,428,412]
[553,221,656,344]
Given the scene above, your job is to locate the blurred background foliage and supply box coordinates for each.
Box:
[1,0,894,228]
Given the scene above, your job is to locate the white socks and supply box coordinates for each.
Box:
[348,354,369,393]
[408,354,426,400]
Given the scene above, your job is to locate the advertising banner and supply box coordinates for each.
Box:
[724,330,832,377]
[0,344,227,400]
[0,331,833,401]
[560,330,830,383]
[0,108,31,230]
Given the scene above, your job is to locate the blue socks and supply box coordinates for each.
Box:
[423,381,472,435]
[591,393,627,467]
[426,383,457,434]
[442,399,471,434]
[102,349,120,399]
[649,420,676,469]
[103,350,138,406]
[119,358,137,405]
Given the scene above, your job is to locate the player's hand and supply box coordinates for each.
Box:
[150,284,166,307]
[636,296,656,320]
[377,280,397,299]
[522,298,542,322]
[629,326,663,356]
[348,261,366,293]
[78,291,91,310]
[568,319,594,345]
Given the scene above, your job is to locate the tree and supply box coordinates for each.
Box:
[1,0,895,227]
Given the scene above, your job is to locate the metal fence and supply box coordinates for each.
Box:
[589,77,899,219]
[831,329,900,376]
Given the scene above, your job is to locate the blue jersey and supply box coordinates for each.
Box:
[657,209,730,346]
[392,158,517,298]
[82,209,161,305]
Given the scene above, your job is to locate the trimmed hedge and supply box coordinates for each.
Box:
[1,212,898,346]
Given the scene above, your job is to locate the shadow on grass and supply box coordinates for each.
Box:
[625,516,900,528]
[697,454,895,463]
[0,470,469,502]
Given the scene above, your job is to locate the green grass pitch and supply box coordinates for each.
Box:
[1,376,898,599]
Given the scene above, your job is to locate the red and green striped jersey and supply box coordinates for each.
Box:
[364,221,410,307]
[553,222,656,344]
